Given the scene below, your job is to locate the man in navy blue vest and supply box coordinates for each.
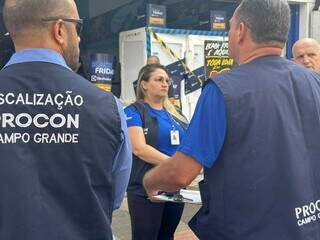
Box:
[144,0,320,239]
[0,0,132,239]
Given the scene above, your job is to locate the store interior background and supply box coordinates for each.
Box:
[0,0,300,97]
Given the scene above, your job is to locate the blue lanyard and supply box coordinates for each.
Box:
[165,110,179,131]
[147,103,180,131]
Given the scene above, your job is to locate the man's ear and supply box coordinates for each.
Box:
[237,22,248,44]
[52,20,66,46]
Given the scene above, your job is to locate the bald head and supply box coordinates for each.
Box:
[292,38,320,72]
[3,0,82,71]
[147,56,160,65]
[3,0,73,40]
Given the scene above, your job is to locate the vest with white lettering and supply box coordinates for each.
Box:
[189,56,320,240]
[0,62,121,240]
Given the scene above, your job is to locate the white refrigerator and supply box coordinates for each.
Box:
[119,26,227,120]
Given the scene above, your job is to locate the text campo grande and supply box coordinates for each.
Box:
[295,199,320,226]
[0,91,83,144]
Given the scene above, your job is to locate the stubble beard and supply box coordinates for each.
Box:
[63,39,80,72]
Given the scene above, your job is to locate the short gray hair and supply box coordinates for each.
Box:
[236,0,290,46]
[3,0,71,38]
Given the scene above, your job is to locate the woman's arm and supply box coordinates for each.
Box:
[128,126,169,165]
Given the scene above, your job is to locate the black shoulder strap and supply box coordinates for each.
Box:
[130,101,158,147]
[131,101,147,128]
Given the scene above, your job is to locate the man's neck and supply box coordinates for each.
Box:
[14,37,61,54]
[239,46,283,65]
[15,45,60,53]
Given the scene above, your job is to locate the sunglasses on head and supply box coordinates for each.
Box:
[42,17,83,36]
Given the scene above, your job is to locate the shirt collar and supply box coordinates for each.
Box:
[4,48,71,70]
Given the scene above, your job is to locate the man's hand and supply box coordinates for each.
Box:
[143,152,202,198]
[145,186,159,199]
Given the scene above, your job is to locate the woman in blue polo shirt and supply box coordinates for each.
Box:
[125,64,188,240]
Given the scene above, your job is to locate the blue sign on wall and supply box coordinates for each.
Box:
[89,53,115,92]
[147,4,166,27]
[210,11,227,31]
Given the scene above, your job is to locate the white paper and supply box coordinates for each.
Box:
[152,189,202,205]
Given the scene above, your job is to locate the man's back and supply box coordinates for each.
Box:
[193,56,320,239]
[142,0,320,238]
[0,61,121,240]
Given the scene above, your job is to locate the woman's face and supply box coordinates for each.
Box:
[142,68,170,100]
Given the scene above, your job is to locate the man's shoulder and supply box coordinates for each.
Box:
[125,103,139,113]
[281,59,320,81]
[0,61,116,103]
[0,61,76,80]
[212,56,290,81]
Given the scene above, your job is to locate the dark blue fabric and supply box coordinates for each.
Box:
[178,81,226,168]
[126,101,160,196]
[0,61,122,240]
[188,56,320,239]
[125,102,187,196]
[127,192,184,240]
[125,103,186,156]
[5,48,132,211]
[125,102,186,239]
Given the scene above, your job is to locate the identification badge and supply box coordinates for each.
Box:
[170,130,180,145]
